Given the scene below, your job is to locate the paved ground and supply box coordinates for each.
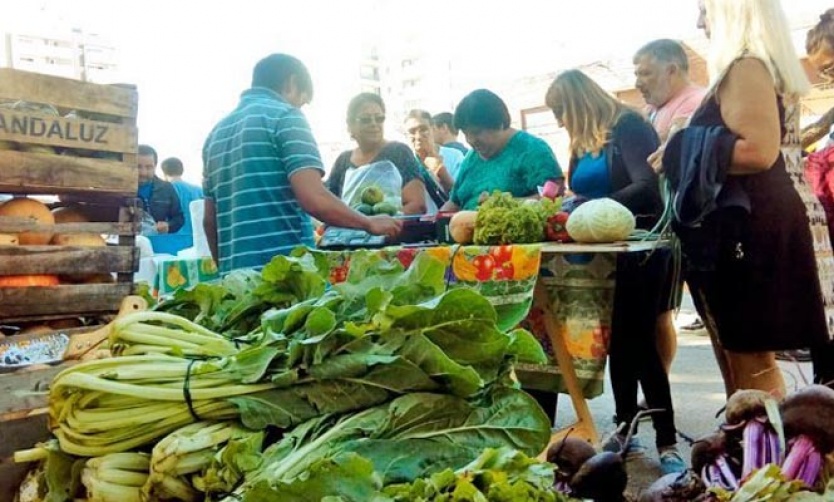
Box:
[549,305,814,499]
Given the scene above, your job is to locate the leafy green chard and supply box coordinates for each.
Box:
[154,251,328,337]
[226,388,552,501]
[383,447,571,502]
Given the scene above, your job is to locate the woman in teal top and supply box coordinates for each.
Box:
[440,89,564,211]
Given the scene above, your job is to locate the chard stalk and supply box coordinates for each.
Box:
[13,446,49,463]
[93,468,148,487]
[781,435,816,480]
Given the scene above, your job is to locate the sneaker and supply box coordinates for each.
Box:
[601,433,646,458]
[680,317,705,331]
[659,447,687,475]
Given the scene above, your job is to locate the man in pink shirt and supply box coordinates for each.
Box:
[635,39,706,142]
[633,39,707,382]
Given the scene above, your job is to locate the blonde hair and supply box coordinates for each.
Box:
[545,69,632,156]
[704,0,810,96]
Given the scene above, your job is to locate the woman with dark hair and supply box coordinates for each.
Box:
[546,70,684,475]
[803,8,834,150]
[439,89,563,211]
[328,93,426,214]
[804,9,834,386]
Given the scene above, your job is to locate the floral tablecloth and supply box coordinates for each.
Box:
[323,244,613,399]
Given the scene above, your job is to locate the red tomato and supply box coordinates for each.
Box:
[545,212,572,242]
[496,262,515,280]
[397,249,417,269]
[329,267,348,284]
[472,255,496,281]
[489,245,513,265]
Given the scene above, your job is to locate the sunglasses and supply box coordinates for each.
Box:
[356,115,385,125]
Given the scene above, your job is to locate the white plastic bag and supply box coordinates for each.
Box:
[341,160,403,213]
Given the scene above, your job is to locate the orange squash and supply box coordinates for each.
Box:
[0,198,54,245]
[0,275,60,287]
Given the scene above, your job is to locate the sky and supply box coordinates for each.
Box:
[3,0,831,184]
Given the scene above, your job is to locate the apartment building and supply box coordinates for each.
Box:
[2,28,118,83]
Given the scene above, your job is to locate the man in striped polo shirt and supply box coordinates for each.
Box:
[203,53,401,274]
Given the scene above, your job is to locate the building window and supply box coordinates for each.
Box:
[401,59,415,68]
[359,65,379,80]
[403,79,419,88]
[361,85,381,95]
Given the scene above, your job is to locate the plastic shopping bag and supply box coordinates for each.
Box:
[341,160,403,216]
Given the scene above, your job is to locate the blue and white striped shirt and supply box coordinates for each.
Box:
[203,87,324,274]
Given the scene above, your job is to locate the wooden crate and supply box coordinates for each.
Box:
[0,364,68,501]
[0,69,139,323]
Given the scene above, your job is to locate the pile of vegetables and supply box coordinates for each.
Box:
[16,248,580,501]
[640,386,834,501]
[448,191,640,246]
[470,192,561,245]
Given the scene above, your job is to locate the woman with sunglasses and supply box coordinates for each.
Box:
[802,9,834,150]
[328,93,427,215]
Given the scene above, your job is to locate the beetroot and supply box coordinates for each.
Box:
[546,436,596,483]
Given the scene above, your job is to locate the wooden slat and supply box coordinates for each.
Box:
[0,365,69,420]
[0,68,138,119]
[0,219,136,235]
[0,283,133,320]
[0,108,138,154]
[0,412,51,502]
[0,150,136,195]
[0,246,136,275]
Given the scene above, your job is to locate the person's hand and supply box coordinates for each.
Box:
[156,221,170,234]
[424,156,444,175]
[648,147,664,173]
[365,215,402,239]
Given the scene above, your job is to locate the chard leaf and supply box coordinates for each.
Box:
[344,388,551,483]
[226,346,281,384]
[241,387,551,497]
[305,307,337,338]
[257,253,327,305]
[242,452,382,502]
[507,328,548,365]
[764,397,786,463]
[383,330,483,397]
[229,387,319,429]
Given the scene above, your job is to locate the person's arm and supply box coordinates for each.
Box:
[609,116,661,211]
[717,58,781,174]
[203,197,218,263]
[165,185,184,233]
[440,200,460,212]
[401,178,427,214]
[801,106,834,150]
[424,157,455,193]
[291,168,402,237]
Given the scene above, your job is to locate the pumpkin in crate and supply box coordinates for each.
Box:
[0,198,54,245]
[0,275,60,287]
[52,205,90,224]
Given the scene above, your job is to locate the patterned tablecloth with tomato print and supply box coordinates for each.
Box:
[153,256,220,297]
[324,244,614,399]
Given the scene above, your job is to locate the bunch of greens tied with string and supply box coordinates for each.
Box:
[48,250,549,458]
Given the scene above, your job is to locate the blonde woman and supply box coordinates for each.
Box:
[546,71,685,475]
[667,0,830,397]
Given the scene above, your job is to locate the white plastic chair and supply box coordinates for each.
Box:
[177,199,211,258]
[134,235,157,284]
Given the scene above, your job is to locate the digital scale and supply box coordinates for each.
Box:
[318,213,455,250]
